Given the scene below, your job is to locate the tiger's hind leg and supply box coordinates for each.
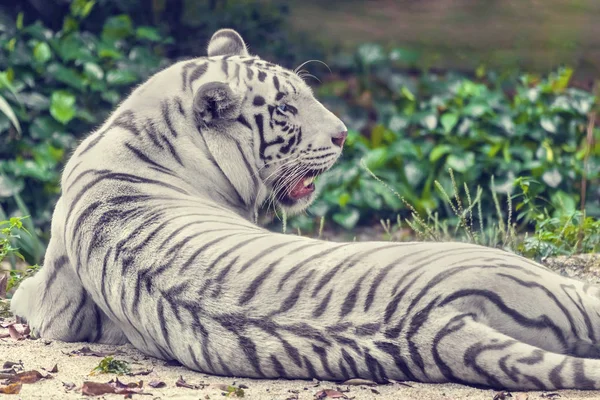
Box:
[425,313,600,390]
[10,251,127,345]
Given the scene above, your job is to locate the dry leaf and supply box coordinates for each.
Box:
[68,346,122,357]
[81,380,146,396]
[2,361,23,370]
[8,370,49,384]
[148,380,166,388]
[342,378,377,386]
[315,389,348,399]
[541,394,560,399]
[63,382,76,391]
[7,325,24,340]
[48,364,59,373]
[176,376,200,390]
[0,382,22,394]
[515,394,529,400]
[494,392,512,400]
[127,368,153,376]
[82,381,118,396]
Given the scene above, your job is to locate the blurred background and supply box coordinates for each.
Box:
[0,0,598,267]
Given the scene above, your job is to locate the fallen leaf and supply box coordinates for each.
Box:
[2,361,23,370]
[148,380,166,388]
[8,370,49,384]
[494,392,512,400]
[108,378,143,389]
[515,394,529,400]
[82,381,117,396]
[7,325,24,340]
[541,394,561,399]
[0,382,22,394]
[127,368,153,376]
[176,376,200,390]
[315,389,348,399]
[81,380,147,396]
[63,381,76,391]
[371,388,380,395]
[0,333,10,339]
[342,378,377,386]
[69,346,122,357]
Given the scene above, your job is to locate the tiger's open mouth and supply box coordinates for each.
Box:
[276,169,324,205]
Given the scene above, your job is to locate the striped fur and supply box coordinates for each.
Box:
[11,29,600,390]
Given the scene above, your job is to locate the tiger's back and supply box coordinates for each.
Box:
[11,29,600,391]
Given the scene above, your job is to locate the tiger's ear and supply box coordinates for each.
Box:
[193,81,242,127]
[207,29,249,57]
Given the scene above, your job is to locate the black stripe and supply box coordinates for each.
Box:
[162,100,178,137]
[238,262,277,305]
[440,288,568,347]
[238,240,296,273]
[181,61,198,91]
[188,63,209,89]
[340,270,370,317]
[175,96,186,116]
[273,75,280,91]
[258,70,266,82]
[124,142,173,173]
[312,289,332,318]
[221,59,229,77]
[270,355,287,377]
[239,336,265,377]
[274,270,316,314]
[160,133,184,166]
[237,114,252,130]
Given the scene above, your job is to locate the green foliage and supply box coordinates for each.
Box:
[303,48,600,230]
[0,216,28,263]
[92,356,131,375]
[0,2,168,260]
[6,264,40,293]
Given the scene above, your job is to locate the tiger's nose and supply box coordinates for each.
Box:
[331,131,348,148]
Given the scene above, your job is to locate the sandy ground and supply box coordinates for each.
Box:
[1,254,599,399]
[2,339,600,400]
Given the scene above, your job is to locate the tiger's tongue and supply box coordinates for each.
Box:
[289,177,315,200]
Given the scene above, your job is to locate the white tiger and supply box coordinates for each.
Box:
[10,29,600,391]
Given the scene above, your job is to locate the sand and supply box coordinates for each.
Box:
[1,338,600,399]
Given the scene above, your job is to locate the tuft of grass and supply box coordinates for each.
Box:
[91,356,131,375]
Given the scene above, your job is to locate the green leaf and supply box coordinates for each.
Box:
[332,209,360,230]
[420,113,438,131]
[446,153,475,173]
[440,113,459,133]
[102,15,133,42]
[0,94,21,134]
[401,86,415,102]
[33,42,52,63]
[429,144,453,162]
[47,63,86,91]
[71,0,96,18]
[362,148,388,170]
[136,26,162,42]
[357,43,385,66]
[106,69,137,86]
[84,62,104,80]
[540,115,558,133]
[50,91,76,124]
[463,102,489,117]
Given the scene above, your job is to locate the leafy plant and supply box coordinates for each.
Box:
[6,264,40,293]
[0,2,169,252]
[92,357,131,375]
[304,55,600,230]
[0,216,29,263]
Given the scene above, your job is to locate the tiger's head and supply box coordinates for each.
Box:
[193,29,347,216]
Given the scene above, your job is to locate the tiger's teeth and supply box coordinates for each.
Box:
[303,176,315,187]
